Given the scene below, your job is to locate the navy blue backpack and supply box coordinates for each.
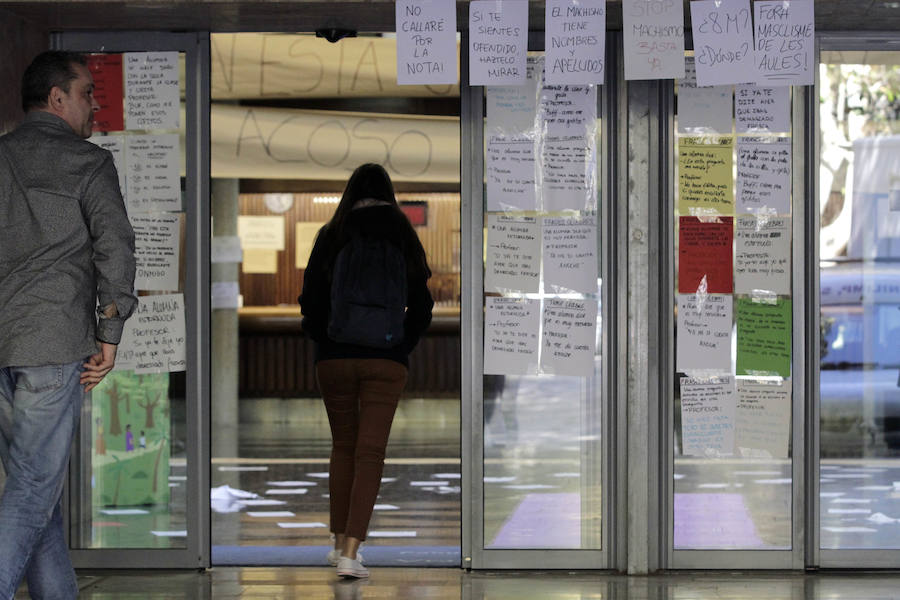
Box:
[327,235,407,348]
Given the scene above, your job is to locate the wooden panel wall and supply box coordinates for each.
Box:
[238,192,460,307]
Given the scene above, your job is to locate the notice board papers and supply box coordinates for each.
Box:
[736,298,791,377]
[541,299,598,376]
[116,293,186,374]
[484,297,540,375]
[736,378,791,459]
[485,215,540,293]
[677,294,732,373]
[680,375,736,457]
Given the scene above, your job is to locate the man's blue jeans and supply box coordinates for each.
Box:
[0,362,84,600]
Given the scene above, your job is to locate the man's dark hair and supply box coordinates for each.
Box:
[21,51,88,113]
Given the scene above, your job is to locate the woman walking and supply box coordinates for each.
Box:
[299,163,434,578]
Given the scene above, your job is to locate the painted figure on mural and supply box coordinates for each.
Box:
[0,50,136,600]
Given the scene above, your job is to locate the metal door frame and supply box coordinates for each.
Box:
[461,31,620,571]
[57,31,211,569]
[660,54,809,571]
[812,31,900,569]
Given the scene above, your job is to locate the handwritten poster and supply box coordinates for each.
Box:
[132,213,181,292]
[677,294,732,373]
[678,217,733,294]
[680,375,736,457]
[678,137,734,215]
[486,62,539,212]
[735,378,791,459]
[735,216,791,295]
[486,63,539,134]
[538,83,597,212]
[622,0,685,80]
[690,0,755,86]
[736,298,791,377]
[486,136,537,212]
[124,52,180,131]
[485,215,540,293]
[88,135,127,197]
[754,0,815,86]
[396,0,457,85]
[469,0,528,86]
[735,85,790,133]
[484,297,540,376]
[677,58,732,135]
[542,216,597,294]
[237,215,285,250]
[115,293,186,374]
[544,0,605,85]
[736,136,791,215]
[87,54,124,132]
[125,134,181,214]
[540,299,597,376]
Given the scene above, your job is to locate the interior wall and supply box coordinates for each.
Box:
[0,9,47,133]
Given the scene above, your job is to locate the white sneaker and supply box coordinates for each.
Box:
[328,547,362,566]
[327,548,341,566]
[336,556,369,579]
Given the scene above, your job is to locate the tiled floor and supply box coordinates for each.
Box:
[16,568,900,599]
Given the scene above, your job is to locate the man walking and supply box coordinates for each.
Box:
[0,51,136,599]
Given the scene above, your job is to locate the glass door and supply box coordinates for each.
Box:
[462,34,616,570]
[665,52,807,569]
[816,35,900,568]
[58,31,210,568]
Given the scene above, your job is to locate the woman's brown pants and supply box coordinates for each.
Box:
[316,358,408,541]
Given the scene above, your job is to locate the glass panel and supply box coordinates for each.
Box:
[672,55,793,550]
[208,33,462,559]
[72,51,188,548]
[818,50,900,550]
[481,54,603,550]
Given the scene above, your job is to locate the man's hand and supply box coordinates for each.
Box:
[81,342,118,391]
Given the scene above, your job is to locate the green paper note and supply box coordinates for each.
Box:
[736,298,792,377]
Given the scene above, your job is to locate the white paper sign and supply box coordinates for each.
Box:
[115,293,186,374]
[736,136,791,215]
[125,134,181,214]
[125,52,180,131]
[541,299,597,376]
[754,1,814,86]
[89,135,127,197]
[677,294,732,373]
[487,136,537,212]
[396,0,457,85]
[544,0,605,85]
[690,0,755,86]
[735,85,790,133]
[680,375,736,457]
[542,216,598,293]
[677,58,732,135]
[484,297,540,375]
[237,215,285,250]
[485,215,540,293]
[735,378,791,458]
[469,0,528,86]
[538,83,597,212]
[622,0,685,80]
[132,213,181,292]
[487,65,539,134]
[735,216,791,296]
[486,63,539,212]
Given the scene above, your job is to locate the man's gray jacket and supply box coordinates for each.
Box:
[0,111,137,368]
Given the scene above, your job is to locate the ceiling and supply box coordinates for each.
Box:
[0,1,898,34]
